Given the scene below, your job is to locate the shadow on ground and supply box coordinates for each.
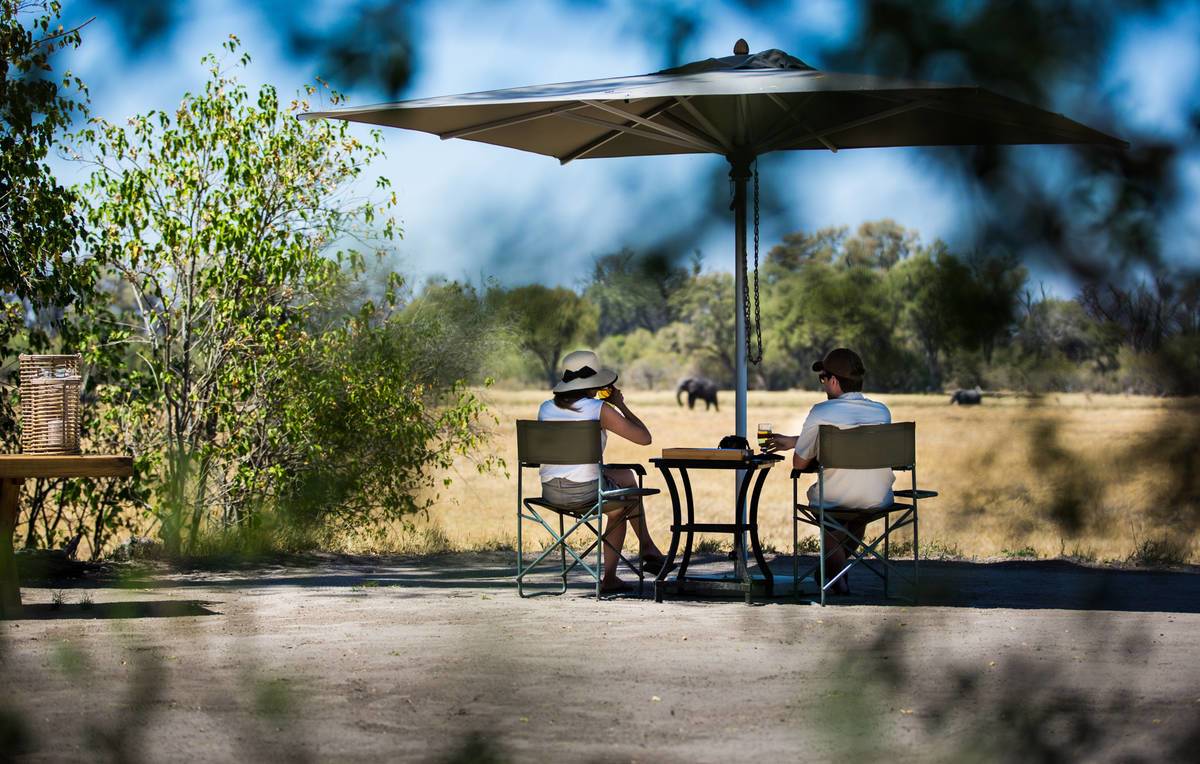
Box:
[16,600,219,620]
[38,551,1199,615]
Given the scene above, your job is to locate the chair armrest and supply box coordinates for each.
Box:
[604,462,646,476]
[894,488,938,499]
[789,465,819,479]
[601,486,659,499]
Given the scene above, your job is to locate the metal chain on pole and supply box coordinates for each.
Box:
[745,160,763,365]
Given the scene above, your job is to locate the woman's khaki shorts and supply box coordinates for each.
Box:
[541,476,634,510]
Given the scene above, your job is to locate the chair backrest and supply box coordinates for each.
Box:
[817,421,915,469]
[516,420,602,467]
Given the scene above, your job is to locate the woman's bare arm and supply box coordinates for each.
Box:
[599,388,652,446]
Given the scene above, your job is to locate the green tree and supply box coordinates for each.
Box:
[582,248,694,336]
[0,0,91,346]
[766,225,846,273]
[889,245,1025,389]
[841,219,918,271]
[492,284,597,388]
[597,327,684,390]
[763,259,904,389]
[401,278,508,385]
[666,272,736,384]
[0,3,149,559]
[77,39,492,553]
[270,303,500,538]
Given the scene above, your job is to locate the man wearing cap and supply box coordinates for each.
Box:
[764,348,893,595]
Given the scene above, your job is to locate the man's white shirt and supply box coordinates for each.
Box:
[794,392,894,509]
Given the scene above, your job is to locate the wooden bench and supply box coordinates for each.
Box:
[0,455,133,619]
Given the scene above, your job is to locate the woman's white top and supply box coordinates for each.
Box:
[537,397,606,483]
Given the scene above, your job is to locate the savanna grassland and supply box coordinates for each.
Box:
[403,390,1200,565]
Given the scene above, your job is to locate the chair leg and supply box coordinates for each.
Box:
[516,479,525,597]
[792,479,799,601]
[818,505,826,607]
[559,514,567,591]
[638,504,645,598]
[883,514,890,600]
[596,509,603,601]
[912,469,920,605]
[913,505,920,605]
[637,474,645,597]
[792,513,799,601]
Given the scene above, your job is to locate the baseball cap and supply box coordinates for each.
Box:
[812,348,865,380]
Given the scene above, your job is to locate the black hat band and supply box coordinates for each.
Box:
[561,365,597,383]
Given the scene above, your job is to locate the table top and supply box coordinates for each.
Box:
[650,453,783,470]
[0,454,134,479]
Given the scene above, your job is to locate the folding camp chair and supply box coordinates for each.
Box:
[791,421,938,605]
[515,419,660,599]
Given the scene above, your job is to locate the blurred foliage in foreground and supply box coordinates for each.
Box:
[2,7,498,558]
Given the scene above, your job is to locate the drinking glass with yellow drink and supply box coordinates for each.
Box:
[757,422,772,451]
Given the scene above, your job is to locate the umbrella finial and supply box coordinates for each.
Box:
[734,39,749,55]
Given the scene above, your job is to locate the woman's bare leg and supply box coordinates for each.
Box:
[600,507,629,586]
[602,468,663,558]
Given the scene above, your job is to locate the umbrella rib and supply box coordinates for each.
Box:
[558,109,711,153]
[757,93,816,148]
[558,100,678,164]
[672,96,732,152]
[760,98,934,153]
[438,101,594,140]
[866,91,1116,145]
[584,100,723,153]
[658,110,729,151]
[766,93,837,153]
[559,128,624,165]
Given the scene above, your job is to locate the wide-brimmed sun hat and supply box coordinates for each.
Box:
[552,350,618,393]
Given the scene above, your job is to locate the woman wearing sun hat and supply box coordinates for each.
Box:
[538,349,667,592]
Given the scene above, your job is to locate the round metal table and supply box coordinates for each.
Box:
[649,453,782,604]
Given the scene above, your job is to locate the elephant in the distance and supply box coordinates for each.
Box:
[950,387,983,405]
[676,377,719,411]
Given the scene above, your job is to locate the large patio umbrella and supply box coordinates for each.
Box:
[302,40,1124,448]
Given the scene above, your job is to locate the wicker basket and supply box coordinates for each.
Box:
[18,354,82,454]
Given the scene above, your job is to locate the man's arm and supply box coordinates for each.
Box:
[765,415,820,469]
[792,413,821,470]
[763,433,798,453]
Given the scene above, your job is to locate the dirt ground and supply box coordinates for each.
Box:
[4,553,1200,763]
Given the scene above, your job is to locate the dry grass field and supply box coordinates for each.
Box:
[408,389,1200,565]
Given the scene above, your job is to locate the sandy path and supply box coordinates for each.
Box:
[3,553,1199,762]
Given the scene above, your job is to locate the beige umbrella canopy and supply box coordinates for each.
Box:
[302,40,1124,443]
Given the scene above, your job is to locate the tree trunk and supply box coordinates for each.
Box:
[161,445,187,556]
[924,345,943,391]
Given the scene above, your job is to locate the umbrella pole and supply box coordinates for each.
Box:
[731,158,750,443]
[729,154,753,575]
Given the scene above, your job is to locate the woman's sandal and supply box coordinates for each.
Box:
[641,555,674,576]
[600,580,636,594]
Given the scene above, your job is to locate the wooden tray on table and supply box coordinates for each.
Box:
[660,448,749,462]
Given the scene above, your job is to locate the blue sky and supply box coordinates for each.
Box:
[52,0,1200,293]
